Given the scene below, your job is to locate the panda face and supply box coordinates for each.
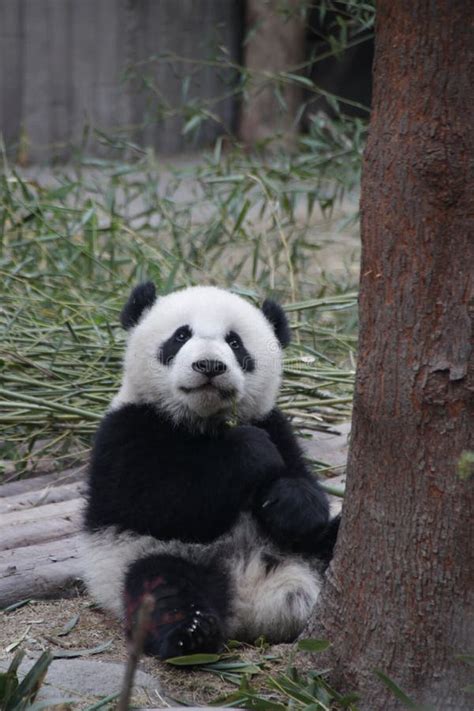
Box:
[114,286,285,426]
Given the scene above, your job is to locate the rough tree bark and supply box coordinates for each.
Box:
[304,3,474,709]
[239,0,307,146]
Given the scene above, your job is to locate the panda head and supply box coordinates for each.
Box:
[114,282,290,427]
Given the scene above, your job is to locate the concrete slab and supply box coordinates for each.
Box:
[0,656,161,708]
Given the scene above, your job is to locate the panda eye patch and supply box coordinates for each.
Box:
[226,331,243,350]
[159,325,192,365]
[174,326,192,343]
[226,331,255,373]
[226,332,241,350]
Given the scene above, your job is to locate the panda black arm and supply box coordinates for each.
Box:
[85,404,284,544]
[254,408,314,479]
[251,408,330,552]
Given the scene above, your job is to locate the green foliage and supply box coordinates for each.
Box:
[0,1,372,478]
[0,650,71,710]
[0,4,369,482]
[314,1,375,41]
[163,646,444,711]
[297,638,331,652]
[374,671,431,711]
[121,0,374,146]
[0,142,358,478]
[457,451,474,481]
[166,653,228,667]
[208,658,360,710]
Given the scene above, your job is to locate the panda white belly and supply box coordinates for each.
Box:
[81,513,322,643]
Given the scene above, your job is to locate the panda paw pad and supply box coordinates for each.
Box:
[159,610,223,659]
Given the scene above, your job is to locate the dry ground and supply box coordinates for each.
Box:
[0,592,316,708]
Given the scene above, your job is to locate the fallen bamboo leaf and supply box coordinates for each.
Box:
[297,638,331,652]
[165,653,222,666]
[56,613,80,637]
[52,639,113,658]
[2,599,32,614]
[5,625,31,653]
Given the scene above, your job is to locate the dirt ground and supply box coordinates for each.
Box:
[0,592,314,708]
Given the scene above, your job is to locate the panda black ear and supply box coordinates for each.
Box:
[120,281,157,330]
[261,298,291,347]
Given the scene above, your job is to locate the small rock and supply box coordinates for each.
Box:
[0,656,160,706]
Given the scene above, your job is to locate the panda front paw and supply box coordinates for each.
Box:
[149,608,224,660]
[226,425,285,477]
[256,477,329,548]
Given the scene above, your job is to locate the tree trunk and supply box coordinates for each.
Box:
[239,0,307,146]
[304,3,474,709]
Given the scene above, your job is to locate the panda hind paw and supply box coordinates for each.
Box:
[151,609,224,660]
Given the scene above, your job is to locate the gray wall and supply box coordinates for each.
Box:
[0,0,242,162]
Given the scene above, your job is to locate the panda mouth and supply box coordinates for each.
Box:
[180,383,235,399]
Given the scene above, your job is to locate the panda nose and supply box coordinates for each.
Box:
[192,359,227,378]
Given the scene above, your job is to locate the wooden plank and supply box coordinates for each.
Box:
[0,535,82,606]
[0,497,82,527]
[0,480,86,514]
[0,512,82,551]
[0,498,83,552]
[0,499,83,551]
[0,466,85,498]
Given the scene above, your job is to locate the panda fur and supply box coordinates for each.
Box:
[81,283,339,659]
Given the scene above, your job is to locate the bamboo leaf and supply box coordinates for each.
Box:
[10,651,53,708]
[52,639,113,658]
[83,692,121,710]
[375,670,419,709]
[455,653,474,666]
[56,613,80,637]
[298,639,331,653]
[27,700,76,711]
[2,599,32,614]
[166,653,222,666]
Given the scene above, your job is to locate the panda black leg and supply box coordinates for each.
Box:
[124,554,229,659]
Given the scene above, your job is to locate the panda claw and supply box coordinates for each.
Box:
[163,610,222,658]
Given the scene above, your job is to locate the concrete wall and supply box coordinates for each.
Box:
[0,0,242,162]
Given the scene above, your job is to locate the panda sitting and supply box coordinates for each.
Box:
[82,283,339,659]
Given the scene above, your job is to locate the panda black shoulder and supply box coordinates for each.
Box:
[92,403,165,452]
[85,404,175,532]
[86,403,173,493]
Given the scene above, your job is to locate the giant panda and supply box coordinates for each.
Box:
[81,283,339,659]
